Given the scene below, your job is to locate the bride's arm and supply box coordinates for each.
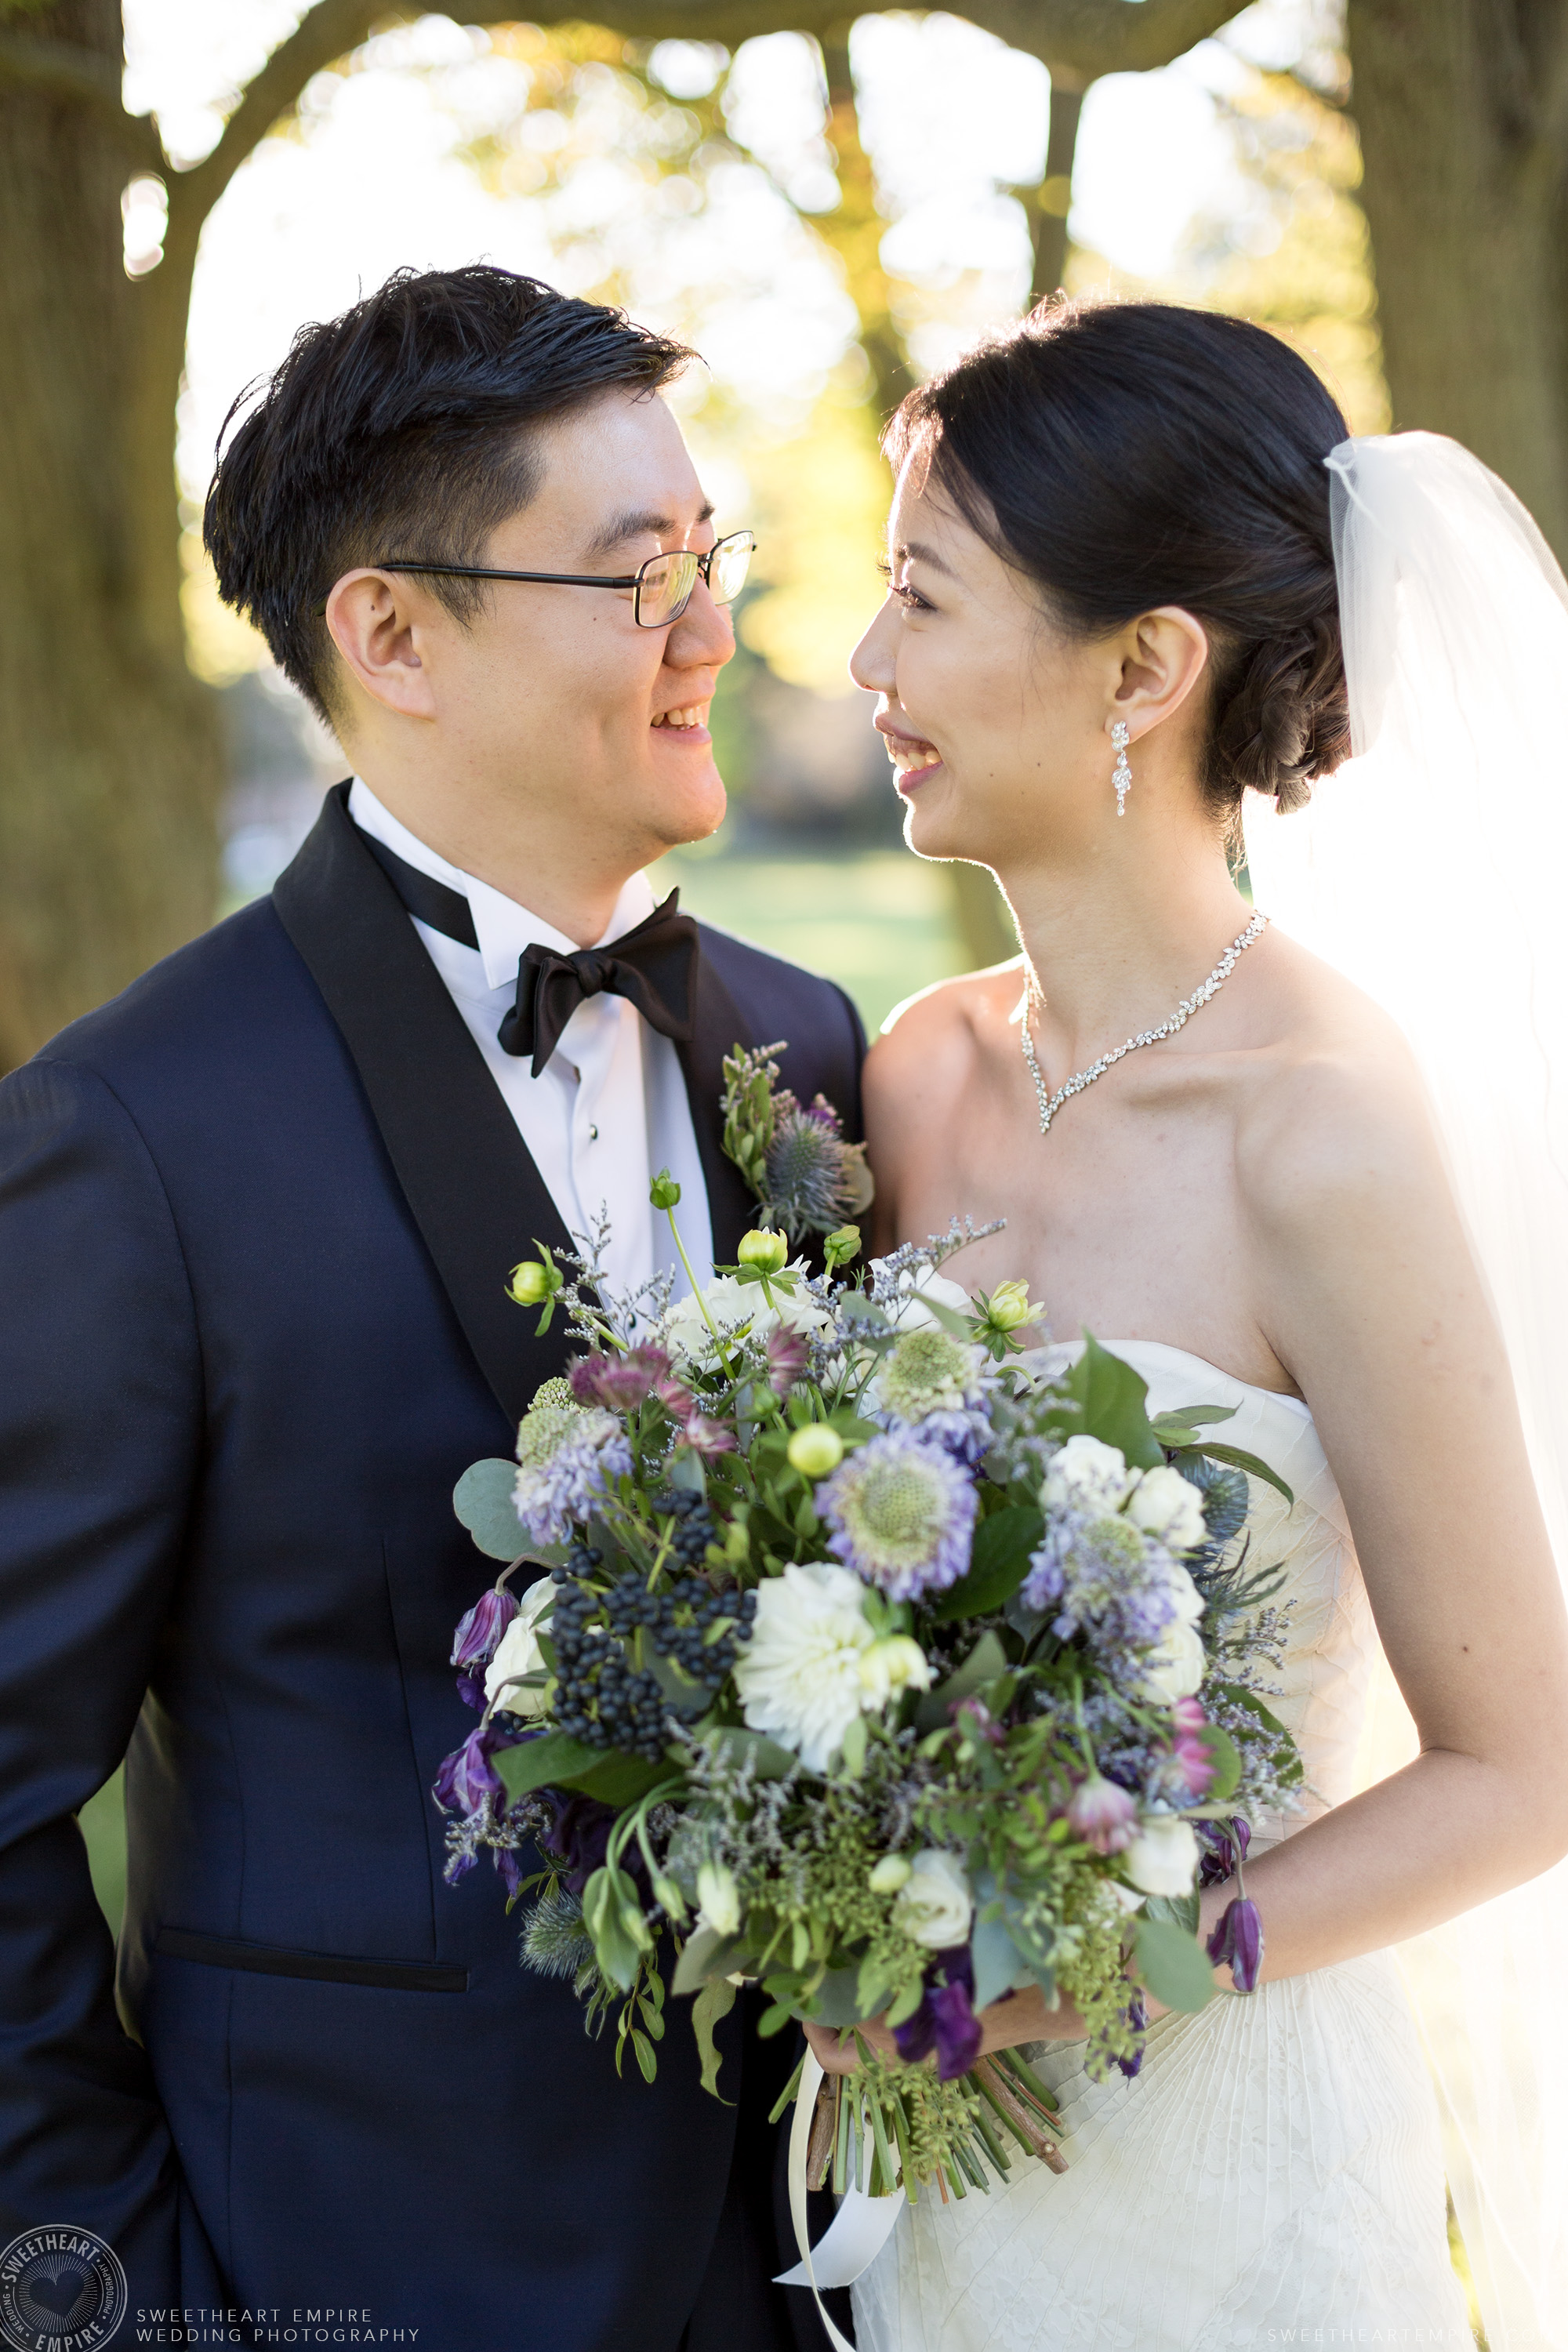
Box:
[1203,1029,1568,1987]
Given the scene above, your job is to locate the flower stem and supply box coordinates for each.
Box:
[665,1202,740,1383]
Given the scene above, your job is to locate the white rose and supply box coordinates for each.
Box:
[731,1560,875,1773]
[877,1263,972,1334]
[858,1635,932,1708]
[1044,1434,1134,1517]
[1134,1615,1207,1704]
[484,1576,558,1715]
[664,1273,832,1369]
[1127,1465,1208,1552]
[893,1849,975,1948]
[1123,1815,1201,1897]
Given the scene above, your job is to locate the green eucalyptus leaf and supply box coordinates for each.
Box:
[452,1458,526,1561]
[971,1910,1026,2012]
[1134,1915,1217,2014]
[1188,1441,1295,1507]
[1142,1890,1200,1936]
[811,1964,869,2028]
[930,1504,1044,1623]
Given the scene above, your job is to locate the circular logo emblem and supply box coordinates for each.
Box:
[0,2227,126,2352]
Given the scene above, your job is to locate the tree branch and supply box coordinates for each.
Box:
[0,28,163,164]
[166,0,1243,240]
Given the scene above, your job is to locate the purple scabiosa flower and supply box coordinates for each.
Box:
[1207,1896,1265,1992]
[1067,1774,1140,1855]
[894,1947,983,2081]
[765,1324,809,1397]
[451,1585,519,1671]
[817,1431,978,1602]
[513,1378,633,1546]
[568,1345,671,1413]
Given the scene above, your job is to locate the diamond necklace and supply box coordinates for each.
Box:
[1020,911,1269,1134]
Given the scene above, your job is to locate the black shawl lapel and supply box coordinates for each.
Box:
[677,942,760,1267]
[272,784,572,1430]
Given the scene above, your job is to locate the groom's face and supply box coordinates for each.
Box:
[331,389,734,876]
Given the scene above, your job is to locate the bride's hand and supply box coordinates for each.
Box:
[802,1986,1091,2075]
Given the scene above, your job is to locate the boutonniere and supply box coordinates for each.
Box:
[720,1040,874,1247]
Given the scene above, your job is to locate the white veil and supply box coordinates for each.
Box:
[1243,431,1568,2349]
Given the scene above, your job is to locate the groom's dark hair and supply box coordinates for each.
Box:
[204,265,691,720]
[887,298,1352,832]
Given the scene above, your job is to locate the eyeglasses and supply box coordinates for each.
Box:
[310,528,754,626]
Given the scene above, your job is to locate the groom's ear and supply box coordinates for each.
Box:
[1112,607,1211,742]
[323,568,442,730]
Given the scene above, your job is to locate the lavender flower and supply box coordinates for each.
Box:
[1207,1896,1265,1992]
[817,1432,978,1602]
[513,1377,633,1546]
[450,1585,519,1671]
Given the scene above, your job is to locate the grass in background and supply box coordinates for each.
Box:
[653,845,964,1038]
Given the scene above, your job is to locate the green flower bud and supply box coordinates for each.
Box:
[868,1853,913,1894]
[649,1169,682,1210]
[985,1279,1033,1330]
[506,1258,557,1307]
[737,1229,789,1274]
[786,1424,844,1476]
[824,1224,862,1270]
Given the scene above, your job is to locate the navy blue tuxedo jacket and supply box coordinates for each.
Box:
[0,789,865,2348]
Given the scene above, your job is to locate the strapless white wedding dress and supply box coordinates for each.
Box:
[851,1341,1474,2351]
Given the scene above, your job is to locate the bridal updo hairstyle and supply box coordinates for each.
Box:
[885,299,1352,821]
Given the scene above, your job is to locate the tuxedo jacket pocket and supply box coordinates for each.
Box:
[154,1926,469,1993]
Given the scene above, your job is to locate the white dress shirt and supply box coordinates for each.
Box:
[348,779,713,1308]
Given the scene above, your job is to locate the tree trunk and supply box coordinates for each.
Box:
[1026,69,1086,303]
[1349,0,1568,558]
[0,0,220,1071]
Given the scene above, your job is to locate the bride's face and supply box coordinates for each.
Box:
[850,460,1119,869]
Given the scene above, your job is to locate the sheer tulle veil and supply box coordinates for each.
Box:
[1242,432,1568,2350]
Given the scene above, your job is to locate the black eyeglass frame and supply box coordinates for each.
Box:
[309,528,754,626]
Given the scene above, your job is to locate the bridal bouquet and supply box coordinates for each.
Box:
[435,1043,1301,2202]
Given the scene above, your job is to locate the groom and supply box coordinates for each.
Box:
[0,267,863,2347]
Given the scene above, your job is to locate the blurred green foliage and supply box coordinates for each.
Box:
[79,1766,126,1940]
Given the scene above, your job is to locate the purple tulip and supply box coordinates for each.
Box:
[1116,1987,1148,2078]
[450,1585,519,1671]
[1197,1814,1251,1889]
[538,1793,619,1898]
[432,1724,506,1819]
[895,1946,982,2080]
[1206,1896,1265,1993]
[455,1670,487,1714]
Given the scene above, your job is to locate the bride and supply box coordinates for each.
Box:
[802,299,1568,2343]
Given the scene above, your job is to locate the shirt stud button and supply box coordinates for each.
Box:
[588,1123,599,1140]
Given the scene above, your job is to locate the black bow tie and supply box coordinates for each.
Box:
[357,826,699,1079]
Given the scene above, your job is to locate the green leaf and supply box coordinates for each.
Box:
[452,1459,527,1561]
[914,1629,1011,1732]
[1064,1334,1164,1470]
[630,2027,659,2083]
[1214,1681,1290,1741]
[581,1866,643,1991]
[672,1926,746,1997]
[930,1505,1044,1622]
[971,1909,1026,2012]
[1134,1915,1217,2014]
[691,1976,739,2098]
[494,1730,610,1806]
[1149,1405,1238,1444]
[1142,1890,1200,1936]
[811,1965,869,2028]
[839,1714,868,1779]
[701,1726,797,1781]
[1189,1443,1294,1506]
[567,1751,671,1809]
[1194,1723,1242,1802]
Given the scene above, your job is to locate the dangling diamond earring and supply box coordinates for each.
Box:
[1111,720,1132,817]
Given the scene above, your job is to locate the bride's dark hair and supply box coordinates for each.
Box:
[884,298,1352,817]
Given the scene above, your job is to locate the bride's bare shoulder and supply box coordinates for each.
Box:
[864,959,1024,1126]
[1237,929,1446,1232]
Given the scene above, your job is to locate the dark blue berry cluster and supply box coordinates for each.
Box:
[549,1526,758,1764]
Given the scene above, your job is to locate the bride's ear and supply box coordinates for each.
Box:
[1111,607,1211,742]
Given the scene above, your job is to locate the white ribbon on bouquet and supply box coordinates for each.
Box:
[773,2049,906,2348]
